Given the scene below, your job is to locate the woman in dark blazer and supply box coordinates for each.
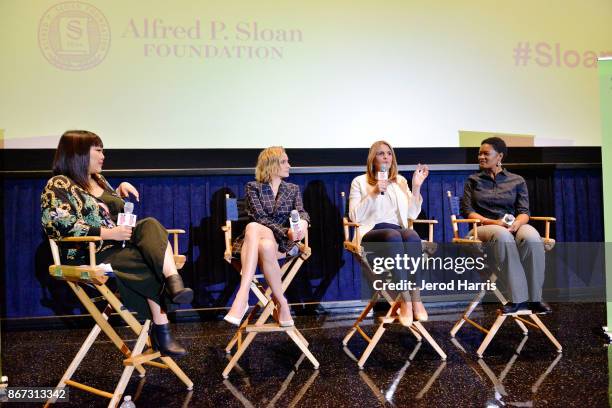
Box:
[224,146,309,327]
[41,130,193,357]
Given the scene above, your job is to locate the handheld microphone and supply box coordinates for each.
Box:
[118,201,137,248]
[289,209,301,240]
[502,213,515,226]
[377,165,388,195]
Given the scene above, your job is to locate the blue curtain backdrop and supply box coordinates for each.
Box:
[1,168,603,318]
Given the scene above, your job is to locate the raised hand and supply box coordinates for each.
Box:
[412,164,429,188]
[116,182,140,201]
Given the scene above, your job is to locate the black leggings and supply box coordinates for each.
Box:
[362,223,422,283]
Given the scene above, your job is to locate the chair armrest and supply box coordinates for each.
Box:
[530,216,556,222]
[452,238,483,244]
[49,264,109,285]
[166,228,185,260]
[409,219,438,224]
[529,216,555,241]
[300,226,310,253]
[343,218,362,246]
[408,219,438,242]
[451,219,481,240]
[49,238,100,270]
[57,236,102,242]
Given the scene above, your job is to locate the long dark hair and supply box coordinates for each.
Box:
[52,130,103,191]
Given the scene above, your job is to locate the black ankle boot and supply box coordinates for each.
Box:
[166,274,194,304]
[151,323,187,357]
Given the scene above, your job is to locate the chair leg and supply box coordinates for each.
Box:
[408,321,423,340]
[357,321,388,369]
[44,321,103,407]
[343,293,379,346]
[109,320,151,408]
[223,332,258,378]
[160,356,194,390]
[530,314,562,352]
[286,329,320,369]
[356,299,400,368]
[292,327,310,348]
[493,288,528,334]
[223,298,275,378]
[222,254,317,378]
[476,314,507,358]
[225,305,259,353]
[412,322,447,360]
[451,289,487,337]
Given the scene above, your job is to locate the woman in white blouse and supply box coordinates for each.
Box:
[349,140,429,327]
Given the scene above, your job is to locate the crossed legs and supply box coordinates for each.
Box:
[226,222,292,323]
[150,243,185,324]
[362,223,427,324]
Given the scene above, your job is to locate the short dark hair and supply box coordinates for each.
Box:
[52,130,103,190]
[481,136,507,157]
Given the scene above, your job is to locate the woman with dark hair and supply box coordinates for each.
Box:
[41,130,193,357]
[224,146,309,327]
[349,140,429,327]
[461,136,551,315]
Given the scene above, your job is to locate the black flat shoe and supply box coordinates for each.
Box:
[501,302,530,315]
[528,301,552,314]
[151,323,187,358]
[166,274,194,304]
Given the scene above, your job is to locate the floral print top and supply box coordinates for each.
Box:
[41,174,121,261]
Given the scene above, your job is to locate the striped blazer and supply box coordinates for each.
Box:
[232,180,309,254]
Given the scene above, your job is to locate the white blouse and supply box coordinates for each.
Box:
[349,173,423,239]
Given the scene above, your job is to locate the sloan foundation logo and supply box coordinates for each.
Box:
[38,2,111,70]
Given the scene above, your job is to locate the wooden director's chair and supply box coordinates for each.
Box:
[340,192,447,369]
[446,191,562,357]
[221,194,319,379]
[45,230,193,408]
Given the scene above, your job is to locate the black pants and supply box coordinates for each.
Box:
[98,217,171,319]
[362,223,422,295]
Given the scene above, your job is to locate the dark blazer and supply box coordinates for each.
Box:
[233,180,309,254]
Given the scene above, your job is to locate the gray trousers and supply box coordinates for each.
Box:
[476,224,545,303]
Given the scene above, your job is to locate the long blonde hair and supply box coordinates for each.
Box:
[255,146,286,183]
[365,140,398,185]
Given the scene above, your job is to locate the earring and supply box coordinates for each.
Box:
[497,161,502,167]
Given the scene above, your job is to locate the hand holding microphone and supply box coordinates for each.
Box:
[376,164,388,195]
[288,209,305,241]
[117,201,137,247]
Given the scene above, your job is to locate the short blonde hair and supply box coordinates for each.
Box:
[365,140,398,185]
[255,146,286,183]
